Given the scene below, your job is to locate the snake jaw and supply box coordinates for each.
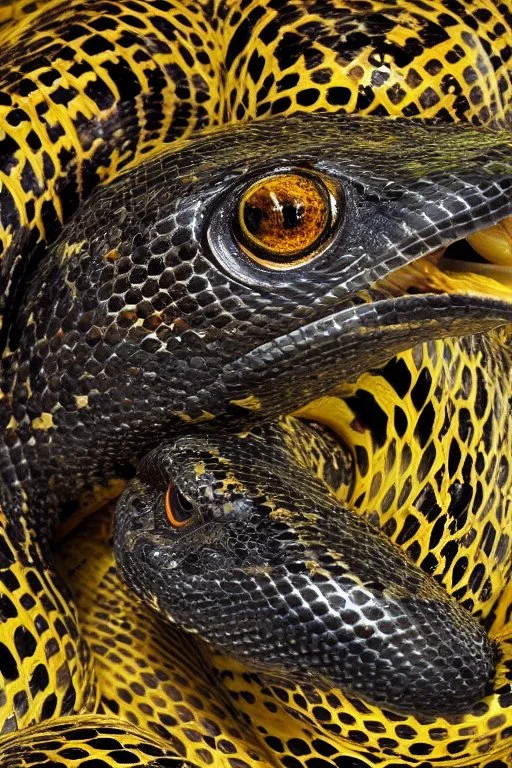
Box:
[210,212,512,423]
[211,292,512,427]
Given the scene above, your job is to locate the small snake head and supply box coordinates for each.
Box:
[114,427,497,717]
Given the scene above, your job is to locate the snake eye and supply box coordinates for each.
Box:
[236,172,338,268]
[165,484,195,528]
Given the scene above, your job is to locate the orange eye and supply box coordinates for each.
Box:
[165,484,195,528]
[237,172,338,268]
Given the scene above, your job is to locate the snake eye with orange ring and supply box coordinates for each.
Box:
[236,172,339,268]
[165,484,195,529]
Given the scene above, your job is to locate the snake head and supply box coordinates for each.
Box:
[6,113,512,510]
[114,425,497,717]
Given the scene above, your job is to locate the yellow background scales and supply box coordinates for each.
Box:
[0,0,509,766]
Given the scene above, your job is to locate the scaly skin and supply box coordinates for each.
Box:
[1,115,510,738]
[61,352,512,768]
[4,115,512,535]
[0,0,510,343]
[0,714,194,767]
[0,0,510,766]
[115,423,496,716]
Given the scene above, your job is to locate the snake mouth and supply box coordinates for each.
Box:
[378,218,512,303]
[197,216,512,427]
[210,218,512,430]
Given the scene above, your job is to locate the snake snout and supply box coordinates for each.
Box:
[114,430,497,717]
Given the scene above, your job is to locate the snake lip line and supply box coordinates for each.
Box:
[202,209,512,424]
[215,290,512,422]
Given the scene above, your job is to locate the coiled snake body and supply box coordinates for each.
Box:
[0,0,511,766]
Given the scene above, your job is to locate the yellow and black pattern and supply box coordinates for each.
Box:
[60,326,512,768]
[254,332,512,766]
[109,328,512,767]
[0,0,510,263]
[57,513,273,768]
[0,0,222,267]
[0,498,98,734]
[221,0,512,127]
[0,0,510,766]
[299,329,512,621]
[0,713,193,767]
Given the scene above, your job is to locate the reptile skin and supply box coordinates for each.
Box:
[115,423,496,716]
[0,0,510,766]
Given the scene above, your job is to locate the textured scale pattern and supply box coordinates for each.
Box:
[0,0,223,252]
[62,329,512,768]
[113,331,512,766]
[246,331,512,766]
[4,112,510,528]
[0,500,98,735]
[342,332,512,617]
[0,715,193,767]
[221,0,512,128]
[0,0,509,765]
[3,105,510,764]
[0,0,510,268]
[115,425,497,714]
[298,330,512,621]
[57,514,271,768]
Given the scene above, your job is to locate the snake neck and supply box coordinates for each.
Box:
[0,389,143,536]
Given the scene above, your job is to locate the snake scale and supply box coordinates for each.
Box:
[0,0,509,765]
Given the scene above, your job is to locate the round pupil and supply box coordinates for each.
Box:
[172,487,194,523]
[239,173,330,262]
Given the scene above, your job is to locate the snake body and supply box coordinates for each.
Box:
[0,0,510,766]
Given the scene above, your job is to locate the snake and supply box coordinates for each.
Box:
[0,0,509,766]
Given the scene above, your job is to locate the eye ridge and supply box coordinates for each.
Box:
[165,484,196,528]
